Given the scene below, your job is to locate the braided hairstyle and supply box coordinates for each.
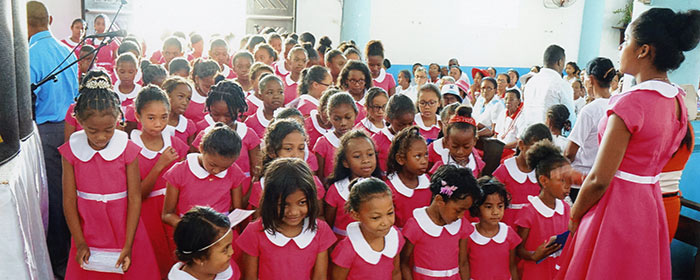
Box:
[74,77,122,124]
[173,206,231,264]
[205,80,247,121]
[386,126,426,175]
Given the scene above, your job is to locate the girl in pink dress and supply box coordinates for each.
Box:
[245,75,284,138]
[248,119,326,209]
[85,14,119,75]
[415,84,442,141]
[556,9,699,279]
[297,66,332,117]
[400,165,482,280]
[493,123,553,226]
[283,47,309,105]
[426,103,459,169]
[313,92,358,181]
[354,87,388,137]
[231,51,254,94]
[170,206,240,280]
[185,59,219,124]
[270,109,321,173]
[325,130,384,238]
[114,53,141,109]
[244,63,274,120]
[129,85,190,278]
[208,38,235,80]
[372,94,417,171]
[466,179,521,280]
[237,158,336,280]
[305,88,338,148]
[365,40,396,95]
[162,77,198,146]
[59,77,159,279]
[515,140,571,280]
[428,106,484,178]
[384,126,431,228]
[65,70,114,140]
[338,60,371,123]
[331,178,405,279]
[192,81,262,179]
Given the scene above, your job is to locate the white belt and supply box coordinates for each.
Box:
[332,226,347,236]
[77,190,127,203]
[414,266,459,277]
[508,203,528,210]
[148,188,166,198]
[614,170,660,184]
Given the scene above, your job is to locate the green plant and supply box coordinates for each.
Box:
[614,0,634,27]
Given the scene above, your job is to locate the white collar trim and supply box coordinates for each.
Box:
[414,113,440,131]
[504,157,536,184]
[204,114,216,126]
[264,218,317,249]
[234,121,248,139]
[69,130,128,162]
[167,262,233,280]
[380,127,395,142]
[373,68,387,83]
[346,222,399,264]
[299,94,320,107]
[174,115,188,133]
[277,61,289,76]
[130,130,172,159]
[447,153,476,171]
[310,110,330,135]
[285,74,298,86]
[433,138,450,164]
[626,80,680,98]
[191,90,206,104]
[247,93,264,108]
[388,173,430,198]
[360,118,383,134]
[334,177,351,201]
[187,153,227,179]
[221,64,232,77]
[63,36,78,47]
[114,80,140,102]
[469,222,508,245]
[324,131,341,148]
[255,107,271,128]
[412,207,462,237]
[527,195,564,218]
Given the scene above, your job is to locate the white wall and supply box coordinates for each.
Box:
[598,0,629,67]
[368,0,586,68]
[45,0,82,40]
[295,0,343,47]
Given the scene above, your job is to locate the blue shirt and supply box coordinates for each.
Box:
[29,30,79,124]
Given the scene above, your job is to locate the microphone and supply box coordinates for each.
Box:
[85,30,127,39]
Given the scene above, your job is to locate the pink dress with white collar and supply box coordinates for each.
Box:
[427,138,448,167]
[305,109,331,148]
[244,94,263,119]
[65,103,82,131]
[402,207,474,280]
[312,131,341,178]
[192,118,261,176]
[114,80,141,108]
[283,74,299,105]
[324,177,355,236]
[492,157,541,226]
[515,196,570,280]
[467,222,522,280]
[414,113,441,141]
[372,68,396,93]
[331,222,405,280]
[130,130,189,278]
[371,127,395,172]
[221,64,237,80]
[385,173,432,228]
[58,130,160,279]
[354,118,384,137]
[244,107,272,138]
[296,94,320,117]
[236,218,336,280]
[273,59,289,77]
[248,176,326,208]
[184,89,208,124]
[163,114,197,145]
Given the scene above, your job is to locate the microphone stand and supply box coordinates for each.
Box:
[86,0,126,70]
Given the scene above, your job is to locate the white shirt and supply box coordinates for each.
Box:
[568,98,608,174]
[473,96,505,128]
[494,108,524,145]
[574,97,586,115]
[520,68,576,128]
[552,134,569,153]
[396,84,418,102]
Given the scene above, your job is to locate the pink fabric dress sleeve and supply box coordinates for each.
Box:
[330,238,355,268]
[124,141,141,164]
[315,219,337,252]
[236,221,261,257]
[229,164,246,189]
[514,206,533,229]
[313,176,326,200]
[192,130,205,150]
[507,226,522,250]
[57,143,76,165]
[401,218,422,244]
[607,94,644,134]
[171,136,189,158]
[245,128,262,149]
[324,184,342,208]
[163,161,185,190]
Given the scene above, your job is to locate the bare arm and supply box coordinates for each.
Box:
[516,226,559,262]
[400,241,414,280]
[118,157,142,271]
[64,123,76,142]
[62,158,90,266]
[459,238,470,280]
[392,255,402,280]
[564,140,580,163]
[231,183,243,211]
[161,183,181,227]
[331,263,349,280]
[388,85,396,97]
[324,202,337,231]
[248,145,262,180]
[139,147,178,199]
[316,152,326,183]
[509,249,520,280]
[241,253,259,280]
[312,250,329,280]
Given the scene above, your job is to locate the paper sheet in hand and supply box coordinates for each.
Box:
[227,209,255,227]
[81,248,124,274]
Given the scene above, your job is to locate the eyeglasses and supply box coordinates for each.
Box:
[368,104,386,111]
[418,100,439,107]
[317,81,331,87]
[348,79,365,85]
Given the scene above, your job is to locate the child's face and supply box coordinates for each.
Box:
[428,65,440,78]
[281,189,309,227]
[446,128,476,166]
[329,104,357,136]
[233,58,252,81]
[269,38,282,54]
[387,112,414,134]
[200,152,237,175]
[209,46,229,67]
[168,84,192,116]
[94,17,105,34]
[367,55,383,78]
[254,49,274,66]
[78,52,94,72]
[71,22,85,39]
[162,45,183,65]
[195,75,216,96]
[565,64,574,75]
[209,100,234,126]
[253,70,274,94]
[346,70,366,95]
[343,137,377,178]
[116,61,137,84]
[289,50,308,74]
[261,81,284,111]
[196,229,233,275]
[572,82,584,99]
[312,73,332,96]
[478,193,505,226]
[541,164,573,200]
[437,195,473,225]
[275,131,306,160]
[399,140,429,176]
[508,72,518,87]
[328,55,347,78]
[78,112,118,150]
[192,41,204,54]
[367,94,388,122]
[418,90,440,116]
[351,194,395,239]
[136,101,169,137]
[283,43,294,59]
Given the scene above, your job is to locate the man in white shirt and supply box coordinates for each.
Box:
[520,45,576,128]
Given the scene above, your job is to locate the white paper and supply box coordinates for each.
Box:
[81,248,124,274]
[227,209,255,227]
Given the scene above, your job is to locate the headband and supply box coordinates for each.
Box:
[448,115,476,126]
[180,228,232,254]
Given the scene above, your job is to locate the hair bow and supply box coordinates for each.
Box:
[440,180,458,197]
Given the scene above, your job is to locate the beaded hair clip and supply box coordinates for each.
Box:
[84,78,111,90]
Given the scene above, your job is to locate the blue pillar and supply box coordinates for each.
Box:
[340,0,371,51]
[577,0,606,67]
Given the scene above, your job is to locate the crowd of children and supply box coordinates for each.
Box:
[52,7,700,280]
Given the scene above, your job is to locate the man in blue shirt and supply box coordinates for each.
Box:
[27,1,78,278]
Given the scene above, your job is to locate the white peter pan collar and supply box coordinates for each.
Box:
[527,195,564,218]
[388,173,430,198]
[167,262,233,280]
[277,60,289,76]
[234,121,248,139]
[626,80,680,98]
[285,74,298,86]
[334,177,351,201]
[204,114,217,126]
[447,154,476,171]
[380,127,395,142]
[190,90,206,104]
[346,222,399,264]
[324,131,341,148]
[221,64,232,77]
[469,222,508,245]
[69,130,128,162]
[173,115,188,133]
[412,207,462,237]
[360,118,382,134]
[299,94,320,107]
[114,80,140,102]
[265,218,317,249]
[504,157,536,184]
[247,93,264,108]
[187,153,227,179]
[433,138,450,164]
[414,113,440,131]
[310,110,330,135]
[255,107,272,128]
[130,130,172,159]
[373,68,387,83]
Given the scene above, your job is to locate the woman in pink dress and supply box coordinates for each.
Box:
[556,8,700,279]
